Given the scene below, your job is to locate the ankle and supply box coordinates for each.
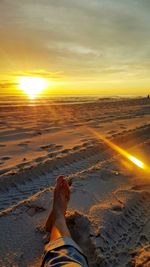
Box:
[54,218,71,238]
[55,214,66,226]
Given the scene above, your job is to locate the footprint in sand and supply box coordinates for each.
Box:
[35,156,46,163]
[111,204,123,212]
[54,145,63,150]
[61,149,71,154]
[16,162,30,168]
[1,156,11,161]
[47,151,59,158]
[0,144,6,148]
[81,142,88,147]
[40,144,55,150]
[27,204,46,216]
[17,143,28,148]
[120,126,127,129]
[107,130,117,135]
[72,145,81,151]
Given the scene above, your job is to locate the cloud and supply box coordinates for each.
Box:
[12,70,65,80]
[0,0,150,84]
[0,81,17,88]
[0,81,18,94]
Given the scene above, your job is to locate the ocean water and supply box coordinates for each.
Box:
[0,95,97,107]
[0,94,140,107]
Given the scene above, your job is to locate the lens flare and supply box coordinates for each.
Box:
[128,155,144,169]
[88,128,146,170]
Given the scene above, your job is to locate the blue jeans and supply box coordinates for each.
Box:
[41,237,89,267]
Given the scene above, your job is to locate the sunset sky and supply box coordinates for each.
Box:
[0,0,150,96]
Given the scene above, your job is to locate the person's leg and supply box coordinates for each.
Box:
[42,176,89,267]
[45,175,71,240]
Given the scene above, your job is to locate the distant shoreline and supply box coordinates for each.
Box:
[0,94,146,108]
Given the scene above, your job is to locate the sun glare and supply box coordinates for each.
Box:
[128,155,144,169]
[88,128,147,171]
[18,76,49,99]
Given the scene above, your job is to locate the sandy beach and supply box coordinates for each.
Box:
[0,96,150,267]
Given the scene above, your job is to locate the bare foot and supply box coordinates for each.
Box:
[45,176,70,232]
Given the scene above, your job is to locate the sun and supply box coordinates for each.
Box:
[18,76,49,99]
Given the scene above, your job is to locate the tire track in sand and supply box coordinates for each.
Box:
[0,124,150,215]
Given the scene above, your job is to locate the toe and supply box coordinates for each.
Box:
[54,176,64,195]
[62,179,70,201]
[56,175,65,188]
[57,175,65,184]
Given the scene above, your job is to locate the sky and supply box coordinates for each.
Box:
[0,0,150,96]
